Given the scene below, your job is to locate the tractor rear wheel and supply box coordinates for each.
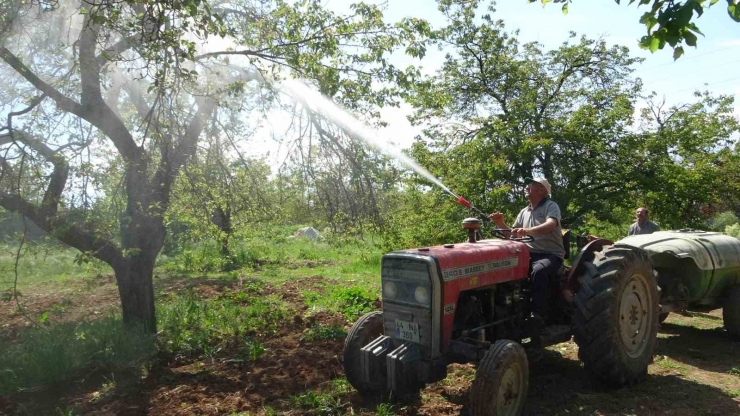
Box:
[723,286,740,340]
[342,311,386,395]
[573,246,660,386]
[469,339,529,416]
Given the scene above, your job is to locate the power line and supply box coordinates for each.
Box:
[664,75,740,96]
[641,59,740,85]
[639,44,740,72]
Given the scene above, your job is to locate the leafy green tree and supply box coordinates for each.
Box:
[0,0,416,332]
[531,0,740,58]
[276,107,405,235]
[634,93,740,229]
[711,211,739,231]
[404,1,643,230]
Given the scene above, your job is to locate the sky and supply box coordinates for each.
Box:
[295,0,740,155]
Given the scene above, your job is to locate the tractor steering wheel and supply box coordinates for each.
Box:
[489,228,534,243]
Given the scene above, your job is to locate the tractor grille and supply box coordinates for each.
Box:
[381,255,440,358]
[382,304,434,354]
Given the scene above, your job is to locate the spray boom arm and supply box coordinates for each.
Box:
[454,196,490,222]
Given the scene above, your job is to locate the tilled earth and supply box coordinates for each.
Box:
[1,275,739,415]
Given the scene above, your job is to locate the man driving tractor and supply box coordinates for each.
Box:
[489,177,565,326]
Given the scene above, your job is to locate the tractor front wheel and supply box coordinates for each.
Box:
[723,286,740,340]
[342,311,386,395]
[573,246,660,386]
[469,339,529,416]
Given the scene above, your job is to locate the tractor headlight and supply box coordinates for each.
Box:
[383,281,398,299]
[414,286,430,305]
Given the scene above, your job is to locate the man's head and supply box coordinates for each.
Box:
[524,177,551,204]
[635,207,648,225]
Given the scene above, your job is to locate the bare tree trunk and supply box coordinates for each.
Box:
[114,255,157,333]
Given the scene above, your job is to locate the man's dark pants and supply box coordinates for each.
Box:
[529,252,563,319]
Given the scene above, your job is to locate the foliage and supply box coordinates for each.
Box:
[635,93,740,230]
[0,0,422,332]
[300,324,347,341]
[711,211,739,231]
[0,315,155,396]
[580,209,634,242]
[395,2,740,239]
[403,1,643,234]
[290,390,347,416]
[376,403,398,416]
[532,0,740,57]
[0,242,111,287]
[157,289,288,357]
[303,285,378,320]
[725,223,740,239]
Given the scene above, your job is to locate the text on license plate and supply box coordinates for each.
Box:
[395,319,420,343]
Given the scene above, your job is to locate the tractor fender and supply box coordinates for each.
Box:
[564,238,613,297]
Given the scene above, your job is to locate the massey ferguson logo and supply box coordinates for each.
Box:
[442,257,519,281]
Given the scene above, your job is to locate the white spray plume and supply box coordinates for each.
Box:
[279,79,456,197]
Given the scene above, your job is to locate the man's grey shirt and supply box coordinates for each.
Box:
[513,198,565,259]
[628,220,660,236]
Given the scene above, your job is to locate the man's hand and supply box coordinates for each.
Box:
[489,212,505,225]
[511,228,529,238]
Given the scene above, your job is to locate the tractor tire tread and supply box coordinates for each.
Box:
[470,340,529,416]
[573,246,659,387]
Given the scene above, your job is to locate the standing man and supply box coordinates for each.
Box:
[489,177,565,325]
[628,207,660,236]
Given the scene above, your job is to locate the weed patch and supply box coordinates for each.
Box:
[0,315,155,396]
[303,285,377,320]
[290,390,347,415]
[300,324,347,341]
[654,356,687,374]
[157,291,289,357]
[376,402,398,416]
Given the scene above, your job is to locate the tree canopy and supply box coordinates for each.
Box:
[0,0,421,332]
[1,0,739,332]
[530,0,740,58]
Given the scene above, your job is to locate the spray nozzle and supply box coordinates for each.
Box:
[457,197,471,208]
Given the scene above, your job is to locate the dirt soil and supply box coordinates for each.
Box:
[1,275,739,416]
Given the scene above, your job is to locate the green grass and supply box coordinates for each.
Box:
[376,402,398,416]
[157,289,289,357]
[303,285,378,320]
[654,356,688,374]
[725,388,740,398]
[159,228,384,284]
[0,243,111,287]
[0,315,155,396]
[290,390,347,415]
[0,227,385,398]
[300,323,347,341]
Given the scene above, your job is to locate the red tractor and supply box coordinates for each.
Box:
[342,218,660,415]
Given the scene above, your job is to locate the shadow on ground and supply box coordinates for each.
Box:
[521,348,739,416]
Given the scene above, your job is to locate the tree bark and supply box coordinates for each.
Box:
[114,255,157,333]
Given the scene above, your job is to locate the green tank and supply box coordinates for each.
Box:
[614,230,740,338]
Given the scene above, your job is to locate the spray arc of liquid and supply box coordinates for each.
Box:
[278,80,491,219]
[279,81,454,193]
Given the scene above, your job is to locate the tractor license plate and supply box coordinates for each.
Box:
[395,319,420,343]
